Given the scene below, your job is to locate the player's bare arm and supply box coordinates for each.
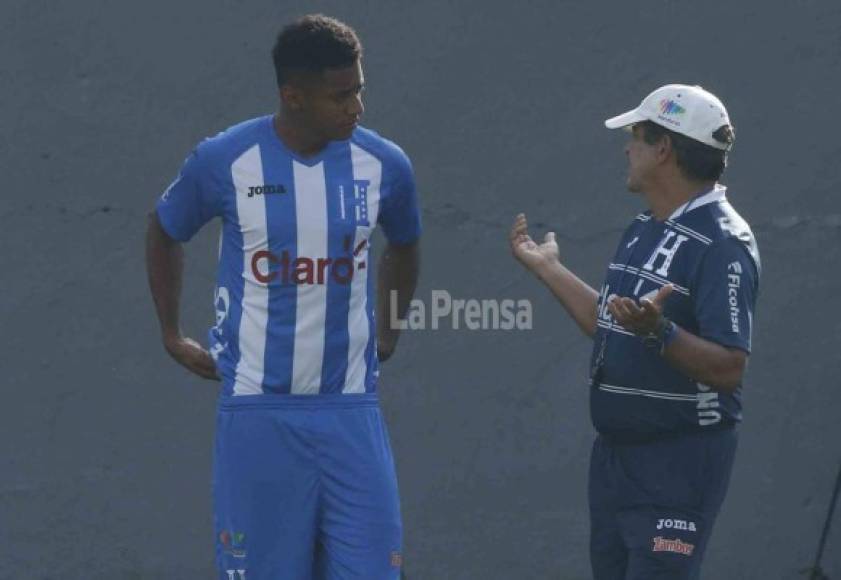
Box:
[377,240,420,362]
[509,213,599,337]
[607,284,746,393]
[145,211,219,381]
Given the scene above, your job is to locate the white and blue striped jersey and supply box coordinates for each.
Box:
[156,116,422,396]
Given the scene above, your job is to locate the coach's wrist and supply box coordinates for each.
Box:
[534,258,562,282]
[641,317,677,352]
[660,319,679,352]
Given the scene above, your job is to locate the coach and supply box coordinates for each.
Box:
[509,84,760,579]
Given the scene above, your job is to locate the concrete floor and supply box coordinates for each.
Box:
[2,0,839,577]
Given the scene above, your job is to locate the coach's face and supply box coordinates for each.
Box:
[624,124,660,193]
[299,60,365,142]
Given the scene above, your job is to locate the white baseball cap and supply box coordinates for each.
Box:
[605,84,733,151]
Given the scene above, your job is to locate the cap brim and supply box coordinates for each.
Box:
[605,109,646,129]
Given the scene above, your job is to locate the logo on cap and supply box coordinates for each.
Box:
[659,99,686,116]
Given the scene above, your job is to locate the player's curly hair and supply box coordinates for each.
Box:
[639,121,734,182]
[272,14,362,88]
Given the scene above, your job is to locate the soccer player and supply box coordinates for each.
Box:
[145,15,421,579]
[510,85,759,579]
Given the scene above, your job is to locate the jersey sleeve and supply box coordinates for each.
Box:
[690,237,759,352]
[377,147,422,245]
[156,144,221,242]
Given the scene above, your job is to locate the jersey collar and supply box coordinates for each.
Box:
[667,184,727,221]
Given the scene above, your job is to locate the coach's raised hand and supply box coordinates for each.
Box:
[509,213,560,275]
[509,213,600,338]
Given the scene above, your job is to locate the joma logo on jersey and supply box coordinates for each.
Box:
[656,518,697,532]
[727,261,742,333]
[251,236,367,285]
[247,184,286,197]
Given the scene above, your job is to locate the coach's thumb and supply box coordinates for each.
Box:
[653,284,674,306]
[544,232,556,244]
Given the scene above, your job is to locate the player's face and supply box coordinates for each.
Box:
[300,60,365,142]
[624,124,659,193]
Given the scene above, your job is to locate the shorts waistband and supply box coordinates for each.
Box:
[218,392,379,411]
[599,422,736,446]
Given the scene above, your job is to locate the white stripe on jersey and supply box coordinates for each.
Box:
[598,382,699,402]
[607,263,691,296]
[344,144,382,394]
[597,320,635,337]
[232,145,269,396]
[666,221,713,245]
[291,161,329,394]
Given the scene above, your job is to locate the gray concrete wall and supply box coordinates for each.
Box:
[2,0,839,578]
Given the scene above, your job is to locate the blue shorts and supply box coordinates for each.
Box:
[212,394,403,580]
[588,427,737,580]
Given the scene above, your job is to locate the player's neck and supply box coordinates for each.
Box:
[273,113,329,158]
[645,176,716,221]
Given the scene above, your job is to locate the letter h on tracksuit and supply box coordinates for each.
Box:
[588,186,760,580]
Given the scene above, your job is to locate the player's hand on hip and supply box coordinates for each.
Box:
[607,284,673,335]
[163,335,220,381]
[509,213,559,274]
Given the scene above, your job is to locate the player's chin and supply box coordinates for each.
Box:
[333,123,358,141]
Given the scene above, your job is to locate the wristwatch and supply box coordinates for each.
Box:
[642,317,678,352]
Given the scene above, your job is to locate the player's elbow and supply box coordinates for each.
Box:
[385,239,420,259]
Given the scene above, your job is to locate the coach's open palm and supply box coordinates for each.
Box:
[509,213,559,273]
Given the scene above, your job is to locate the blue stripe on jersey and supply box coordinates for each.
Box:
[262,143,298,394]
[320,144,354,393]
[212,175,245,397]
[363,207,380,393]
